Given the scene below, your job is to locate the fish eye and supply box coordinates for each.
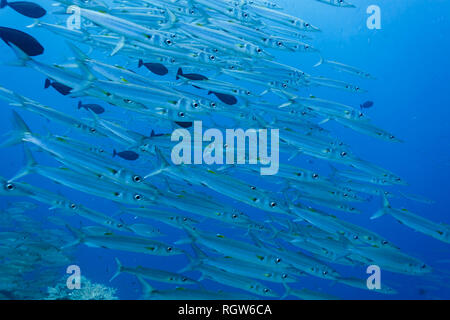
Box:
[275,258,281,263]
[232,214,238,219]
[5,183,15,191]
[282,83,287,88]
[256,48,262,53]
[263,288,269,293]
[312,173,319,179]
[389,135,395,139]
[183,217,187,221]
[134,194,142,201]
[243,13,249,18]
[70,203,77,209]
[210,102,216,108]
[165,39,173,45]
[192,102,199,108]
[382,240,388,245]
[246,91,251,96]
[209,55,216,61]
[353,235,359,240]
[250,186,256,190]
[133,175,142,183]
[340,152,347,157]
[322,271,328,275]
[178,112,185,117]
[182,277,187,282]
[170,58,176,63]
[167,246,173,252]
[124,99,132,104]
[421,264,427,269]
[305,23,310,27]
[90,128,96,133]
[270,202,277,207]
[282,273,288,279]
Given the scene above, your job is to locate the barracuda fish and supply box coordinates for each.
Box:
[372,195,450,244]
[196,253,299,284]
[5,112,158,193]
[110,258,198,285]
[138,276,257,300]
[177,22,272,59]
[188,263,279,297]
[0,87,106,138]
[314,57,373,79]
[178,227,286,269]
[314,0,356,8]
[65,224,183,256]
[121,206,197,228]
[250,5,320,32]
[282,284,340,300]
[0,176,130,232]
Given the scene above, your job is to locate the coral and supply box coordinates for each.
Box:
[46,276,118,300]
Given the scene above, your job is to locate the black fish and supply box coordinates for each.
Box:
[208,91,237,105]
[44,79,72,96]
[360,101,374,109]
[175,121,193,128]
[78,101,105,114]
[138,59,168,76]
[176,68,208,81]
[113,150,139,161]
[0,0,46,18]
[0,27,44,56]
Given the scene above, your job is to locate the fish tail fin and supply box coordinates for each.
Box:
[178,245,204,273]
[6,43,31,66]
[136,276,154,297]
[144,147,170,179]
[0,0,7,9]
[61,224,84,249]
[138,59,144,68]
[44,79,51,89]
[159,8,178,30]
[176,67,183,80]
[10,145,37,181]
[371,193,390,219]
[0,111,31,149]
[110,258,123,282]
[26,19,41,29]
[313,56,325,68]
[281,283,291,300]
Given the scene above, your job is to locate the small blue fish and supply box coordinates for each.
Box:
[176,68,208,81]
[208,91,237,105]
[175,122,193,128]
[78,101,105,114]
[360,101,374,109]
[44,79,72,96]
[0,27,44,56]
[138,59,168,76]
[0,0,46,18]
[113,150,139,161]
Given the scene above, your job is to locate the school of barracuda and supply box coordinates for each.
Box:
[0,0,449,300]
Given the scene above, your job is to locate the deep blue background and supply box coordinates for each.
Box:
[0,0,449,299]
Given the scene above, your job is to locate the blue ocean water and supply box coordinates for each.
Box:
[0,0,449,300]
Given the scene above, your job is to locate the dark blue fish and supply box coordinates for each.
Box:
[0,27,44,56]
[138,59,168,76]
[113,150,139,161]
[0,0,46,18]
[78,101,105,114]
[150,130,165,137]
[208,91,237,105]
[360,101,374,109]
[44,79,72,96]
[176,68,208,81]
[175,122,193,128]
